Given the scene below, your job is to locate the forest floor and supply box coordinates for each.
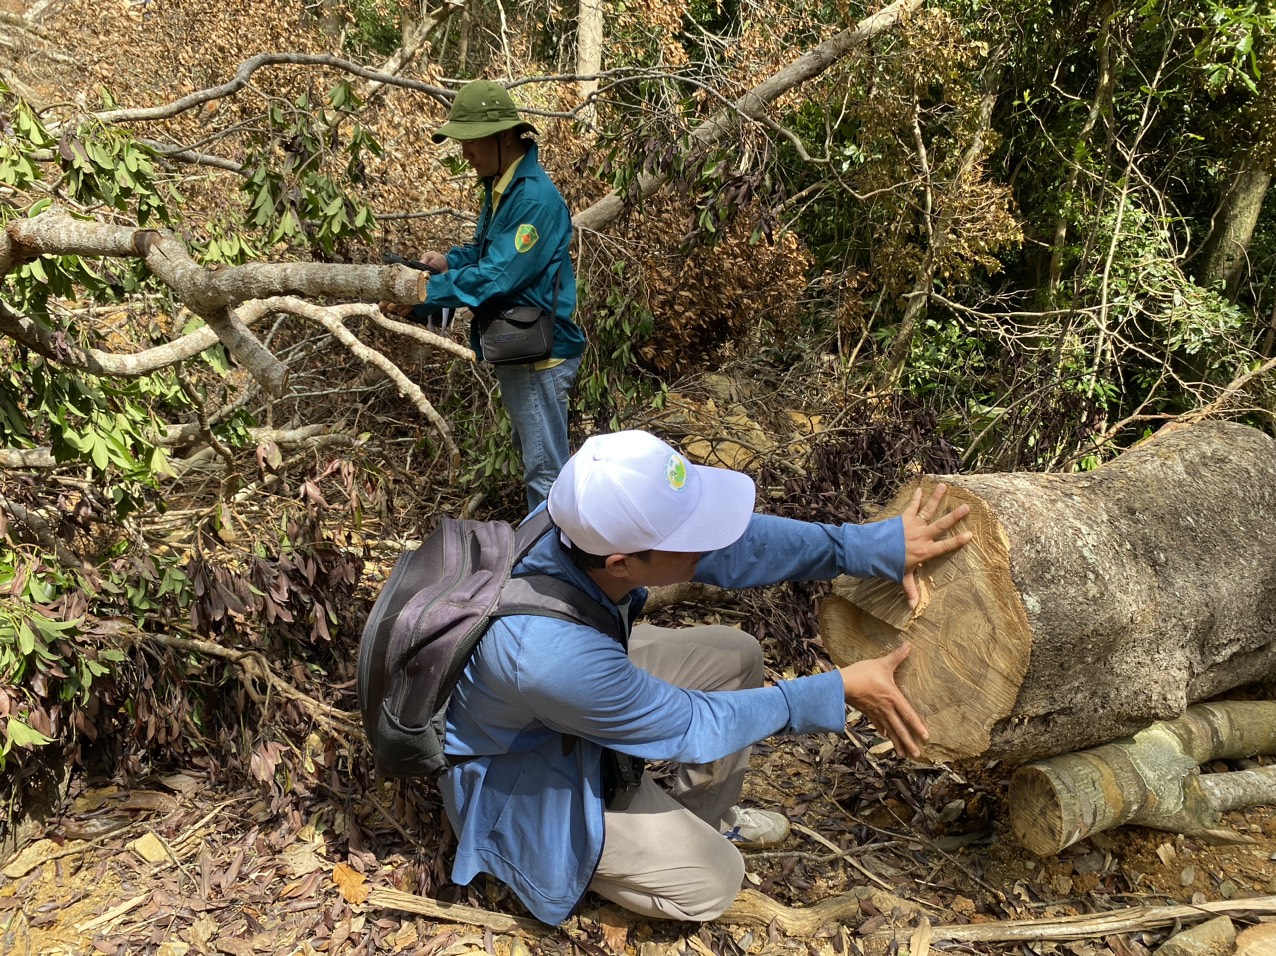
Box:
[3,695,1275,956]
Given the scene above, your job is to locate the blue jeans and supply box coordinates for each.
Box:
[492,355,581,510]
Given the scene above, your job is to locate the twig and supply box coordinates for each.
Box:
[237,297,463,462]
[1179,354,1276,424]
[0,492,86,571]
[790,821,938,904]
[176,370,236,474]
[91,53,453,125]
[366,886,546,935]
[900,895,1276,944]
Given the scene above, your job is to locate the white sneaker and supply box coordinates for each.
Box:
[721,805,790,848]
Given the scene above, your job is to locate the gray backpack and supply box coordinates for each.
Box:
[357,509,621,779]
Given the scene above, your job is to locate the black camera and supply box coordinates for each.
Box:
[601,749,646,810]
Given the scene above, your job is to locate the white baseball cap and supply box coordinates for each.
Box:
[547,430,756,555]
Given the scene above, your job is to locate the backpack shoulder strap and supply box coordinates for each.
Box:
[497,573,623,642]
[512,509,554,563]
[500,509,625,642]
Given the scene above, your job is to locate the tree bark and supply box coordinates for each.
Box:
[1195,165,1272,302]
[819,421,1276,764]
[576,0,605,111]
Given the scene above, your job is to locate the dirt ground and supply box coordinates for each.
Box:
[3,738,1274,956]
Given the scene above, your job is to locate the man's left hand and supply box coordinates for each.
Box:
[900,482,972,608]
[378,301,414,318]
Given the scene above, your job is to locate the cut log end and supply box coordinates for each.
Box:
[1006,764,1082,856]
[1236,922,1276,956]
[820,481,1031,763]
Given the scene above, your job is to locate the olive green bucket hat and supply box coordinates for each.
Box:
[431,80,538,143]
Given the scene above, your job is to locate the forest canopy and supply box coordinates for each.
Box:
[1,0,1273,872]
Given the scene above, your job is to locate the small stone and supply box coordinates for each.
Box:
[128,831,169,864]
[2,838,60,879]
[1153,915,1235,956]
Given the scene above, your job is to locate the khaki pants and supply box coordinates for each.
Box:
[587,623,763,921]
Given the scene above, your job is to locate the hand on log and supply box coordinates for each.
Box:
[901,482,973,608]
[839,642,930,758]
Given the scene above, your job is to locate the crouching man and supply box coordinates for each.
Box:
[440,430,972,923]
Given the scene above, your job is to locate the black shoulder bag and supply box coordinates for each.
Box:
[474,263,562,366]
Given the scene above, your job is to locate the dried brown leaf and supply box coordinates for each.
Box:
[333,863,369,905]
[598,906,630,953]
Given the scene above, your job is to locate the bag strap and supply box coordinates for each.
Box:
[499,510,624,642]
[511,508,554,561]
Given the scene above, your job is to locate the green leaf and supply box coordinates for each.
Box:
[16,621,35,656]
[6,717,53,749]
[31,616,80,639]
[89,432,110,470]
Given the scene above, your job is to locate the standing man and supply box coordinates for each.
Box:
[387,80,585,509]
[440,430,974,924]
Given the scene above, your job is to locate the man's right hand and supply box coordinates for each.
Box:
[419,251,448,274]
[840,642,928,759]
[380,250,448,317]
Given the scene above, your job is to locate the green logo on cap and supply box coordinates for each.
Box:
[666,454,688,492]
[514,224,538,253]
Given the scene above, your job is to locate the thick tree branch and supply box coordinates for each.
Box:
[573,0,924,233]
[3,424,393,472]
[4,206,430,396]
[0,299,224,376]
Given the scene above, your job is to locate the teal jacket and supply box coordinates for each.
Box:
[425,144,585,361]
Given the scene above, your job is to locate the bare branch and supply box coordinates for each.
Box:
[1,425,367,471]
[103,620,361,737]
[883,85,1000,376]
[573,0,924,234]
[91,53,453,126]
[359,1,471,103]
[0,492,87,570]
[237,297,462,460]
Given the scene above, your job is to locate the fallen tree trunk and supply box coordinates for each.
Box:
[1009,700,1276,854]
[819,421,1276,764]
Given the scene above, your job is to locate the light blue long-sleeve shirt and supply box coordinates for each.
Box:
[440,510,905,923]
